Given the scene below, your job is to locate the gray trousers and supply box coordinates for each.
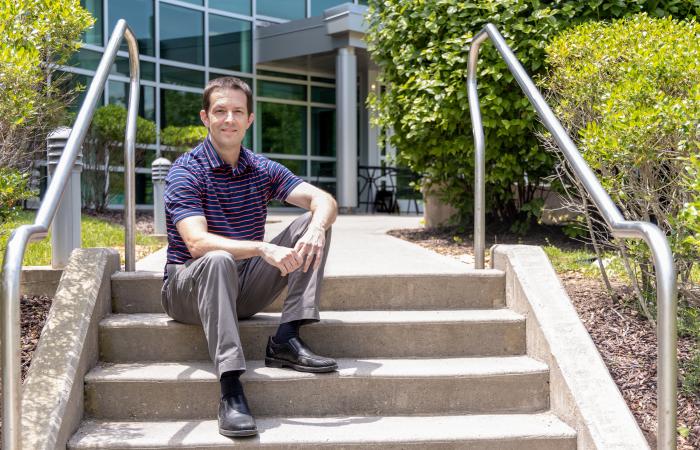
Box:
[161,212,331,376]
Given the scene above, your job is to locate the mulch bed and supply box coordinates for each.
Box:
[390,225,699,449]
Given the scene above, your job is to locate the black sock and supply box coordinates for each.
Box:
[220,370,244,398]
[274,320,302,344]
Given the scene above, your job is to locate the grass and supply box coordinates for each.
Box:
[0,210,164,266]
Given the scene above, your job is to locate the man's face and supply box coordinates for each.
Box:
[199,88,254,152]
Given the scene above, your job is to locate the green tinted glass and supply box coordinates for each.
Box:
[256,102,306,155]
[160,3,204,65]
[108,81,156,121]
[257,69,306,81]
[311,107,335,156]
[209,14,252,73]
[311,160,335,177]
[257,80,306,101]
[69,48,102,71]
[257,0,305,20]
[310,0,345,16]
[160,65,205,88]
[161,89,203,128]
[81,0,102,45]
[311,86,335,104]
[210,0,251,15]
[270,159,307,176]
[108,0,155,56]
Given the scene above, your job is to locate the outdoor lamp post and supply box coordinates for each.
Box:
[47,127,82,268]
[151,157,171,236]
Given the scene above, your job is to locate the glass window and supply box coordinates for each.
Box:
[311,107,335,156]
[270,158,307,176]
[160,65,205,88]
[160,3,204,65]
[257,80,306,101]
[210,0,250,16]
[209,72,252,87]
[311,161,335,177]
[108,81,156,121]
[109,0,155,56]
[69,48,102,71]
[160,89,203,128]
[64,73,103,113]
[311,86,335,104]
[209,14,252,73]
[358,0,368,5]
[256,102,306,155]
[111,57,155,81]
[81,0,103,45]
[311,0,346,16]
[315,181,336,196]
[257,0,305,20]
[257,69,306,81]
[178,0,203,5]
[311,76,334,84]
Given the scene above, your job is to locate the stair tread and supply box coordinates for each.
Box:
[100,309,524,328]
[69,413,576,448]
[110,270,506,281]
[86,356,548,382]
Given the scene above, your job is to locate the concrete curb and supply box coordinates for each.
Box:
[20,266,63,297]
[492,244,649,450]
[21,248,120,450]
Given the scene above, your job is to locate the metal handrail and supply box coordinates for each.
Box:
[468,23,678,450]
[0,19,139,450]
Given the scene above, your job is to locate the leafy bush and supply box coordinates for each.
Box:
[541,14,699,333]
[365,0,699,227]
[0,168,34,226]
[82,105,157,211]
[160,125,207,150]
[0,0,93,170]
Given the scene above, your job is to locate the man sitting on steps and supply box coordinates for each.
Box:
[161,76,338,438]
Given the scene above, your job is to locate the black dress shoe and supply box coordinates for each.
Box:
[265,336,338,373]
[218,392,257,437]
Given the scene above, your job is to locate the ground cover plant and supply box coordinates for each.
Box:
[365,0,699,229]
[0,210,163,265]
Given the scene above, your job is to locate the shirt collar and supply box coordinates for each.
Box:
[202,135,251,175]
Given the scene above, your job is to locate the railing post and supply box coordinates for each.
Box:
[151,157,171,236]
[47,127,83,268]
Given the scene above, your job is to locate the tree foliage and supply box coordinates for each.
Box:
[0,0,93,170]
[541,14,699,319]
[161,125,208,150]
[365,0,699,227]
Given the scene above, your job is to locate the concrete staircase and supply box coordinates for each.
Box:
[68,270,577,449]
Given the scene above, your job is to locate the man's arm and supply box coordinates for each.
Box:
[176,216,303,276]
[284,182,338,272]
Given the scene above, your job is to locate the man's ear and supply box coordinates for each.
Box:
[199,109,209,128]
[246,113,255,129]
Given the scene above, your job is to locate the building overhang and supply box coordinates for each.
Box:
[256,3,374,73]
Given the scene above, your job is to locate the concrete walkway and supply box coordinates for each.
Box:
[136,214,470,275]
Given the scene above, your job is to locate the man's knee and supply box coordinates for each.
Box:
[200,250,237,270]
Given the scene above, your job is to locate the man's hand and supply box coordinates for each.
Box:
[260,243,303,276]
[294,225,326,272]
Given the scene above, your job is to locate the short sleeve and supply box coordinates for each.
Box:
[164,164,205,224]
[266,159,304,201]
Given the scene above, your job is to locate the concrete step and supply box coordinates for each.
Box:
[69,413,577,449]
[111,270,506,313]
[85,356,549,420]
[99,310,526,362]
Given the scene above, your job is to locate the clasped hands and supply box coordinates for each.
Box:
[261,225,326,276]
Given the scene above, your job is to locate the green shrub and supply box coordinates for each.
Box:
[365,0,699,228]
[161,125,208,150]
[0,0,93,170]
[541,14,699,357]
[0,168,34,226]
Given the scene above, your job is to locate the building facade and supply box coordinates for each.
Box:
[66,0,396,210]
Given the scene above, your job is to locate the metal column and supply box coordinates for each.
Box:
[47,127,82,268]
[336,46,358,210]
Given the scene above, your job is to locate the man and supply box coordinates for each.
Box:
[161,76,338,438]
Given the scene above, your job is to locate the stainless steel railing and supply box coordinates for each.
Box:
[0,19,139,450]
[468,23,678,450]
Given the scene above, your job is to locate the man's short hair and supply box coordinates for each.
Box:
[202,76,253,115]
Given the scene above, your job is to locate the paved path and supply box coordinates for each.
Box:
[136,214,470,275]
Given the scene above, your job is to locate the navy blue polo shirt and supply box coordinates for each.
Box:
[163,135,303,272]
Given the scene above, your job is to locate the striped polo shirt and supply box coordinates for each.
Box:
[163,135,303,273]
